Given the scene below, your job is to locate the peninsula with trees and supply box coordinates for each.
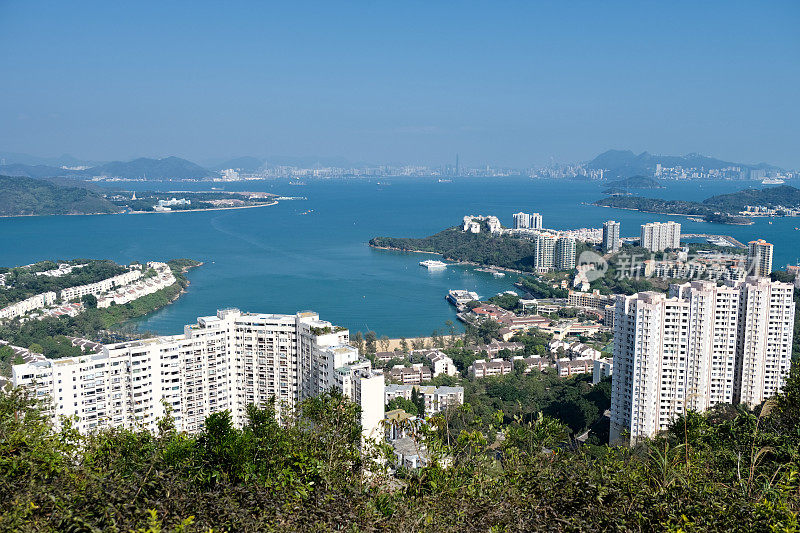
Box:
[0,175,279,217]
[370,226,586,273]
[594,184,800,224]
[0,258,201,362]
[0,175,122,216]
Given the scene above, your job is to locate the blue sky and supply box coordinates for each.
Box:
[0,1,798,167]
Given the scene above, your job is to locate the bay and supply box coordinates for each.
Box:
[0,177,797,337]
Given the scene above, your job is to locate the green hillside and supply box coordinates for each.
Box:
[87,156,213,179]
[703,184,800,210]
[371,227,541,271]
[0,175,122,217]
[594,184,800,224]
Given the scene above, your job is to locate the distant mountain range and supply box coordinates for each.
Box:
[211,156,265,171]
[0,149,786,181]
[0,163,86,180]
[0,151,102,168]
[86,156,214,179]
[588,150,778,179]
[0,156,214,180]
[0,153,360,180]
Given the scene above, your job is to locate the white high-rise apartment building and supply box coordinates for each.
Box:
[736,277,794,406]
[610,278,794,445]
[12,309,385,441]
[513,212,531,229]
[747,239,773,278]
[602,220,621,252]
[512,212,542,230]
[532,232,557,272]
[530,233,574,272]
[555,236,576,270]
[640,221,681,252]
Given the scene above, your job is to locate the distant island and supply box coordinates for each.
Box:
[594,184,800,224]
[0,175,122,217]
[108,190,278,213]
[602,176,664,195]
[88,156,214,180]
[0,175,280,217]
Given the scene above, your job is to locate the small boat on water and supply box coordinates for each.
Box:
[420,260,447,269]
[475,267,506,277]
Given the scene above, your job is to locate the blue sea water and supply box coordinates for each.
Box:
[1,177,797,337]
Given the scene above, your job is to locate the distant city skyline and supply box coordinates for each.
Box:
[1,2,798,168]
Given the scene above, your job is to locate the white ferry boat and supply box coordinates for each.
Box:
[762,178,785,185]
[420,259,447,269]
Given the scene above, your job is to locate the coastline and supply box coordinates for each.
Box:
[588,203,755,225]
[122,261,203,330]
[0,201,278,219]
[126,201,278,215]
[369,243,532,275]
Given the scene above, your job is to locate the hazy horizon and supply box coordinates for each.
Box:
[1,1,798,168]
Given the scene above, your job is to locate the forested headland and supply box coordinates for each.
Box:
[0,175,122,217]
[370,228,589,273]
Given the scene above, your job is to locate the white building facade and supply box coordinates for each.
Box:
[747,239,773,278]
[602,220,621,252]
[13,309,385,440]
[555,236,576,271]
[512,212,542,230]
[640,221,681,252]
[610,278,794,445]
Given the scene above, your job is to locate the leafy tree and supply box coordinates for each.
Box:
[2,375,800,531]
[516,276,569,299]
[467,319,502,344]
[400,337,409,353]
[364,331,377,354]
[487,293,520,311]
[410,386,426,417]
[386,397,418,416]
[378,335,390,352]
[352,331,364,353]
[81,294,98,309]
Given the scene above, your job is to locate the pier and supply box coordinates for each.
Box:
[681,234,747,248]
